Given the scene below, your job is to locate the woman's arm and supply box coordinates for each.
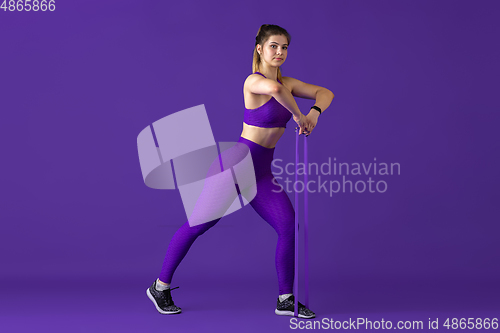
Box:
[282,76,334,114]
[281,76,334,136]
[245,74,302,118]
[245,74,315,135]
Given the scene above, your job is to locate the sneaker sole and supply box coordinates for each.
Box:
[275,309,315,319]
[146,288,182,314]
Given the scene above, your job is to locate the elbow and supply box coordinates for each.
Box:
[319,87,334,100]
[327,89,335,100]
[271,83,282,96]
[326,89,334,99]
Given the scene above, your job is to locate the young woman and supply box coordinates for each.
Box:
[147,24,334,319]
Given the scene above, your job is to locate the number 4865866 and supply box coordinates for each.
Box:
[1,0,56,11]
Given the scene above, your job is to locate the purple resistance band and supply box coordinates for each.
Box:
[304,131,309,309]
[294,128,309,317]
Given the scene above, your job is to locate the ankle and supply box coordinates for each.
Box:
[279,293,293,302]
[156,278,171,291]
[157,279,170,287]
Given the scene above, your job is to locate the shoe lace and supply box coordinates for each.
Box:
[159,286,179,301]
[160,287,179,300]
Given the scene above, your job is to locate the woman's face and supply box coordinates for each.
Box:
[258,34,288,68]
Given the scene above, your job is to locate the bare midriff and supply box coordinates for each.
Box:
[240,122,286,149]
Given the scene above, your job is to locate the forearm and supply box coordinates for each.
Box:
[312,89,334,114]
[272,86,302,118]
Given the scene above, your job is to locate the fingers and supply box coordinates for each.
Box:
[296,124,310,136]
[302,126,311,136]
[295,115,316,136]
[302,124,308,136]
[295,126,307,136]
[306,123,315,136]
[303,120,313,136]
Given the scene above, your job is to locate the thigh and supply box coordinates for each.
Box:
[187,143,247,227]
[249,174,295,233]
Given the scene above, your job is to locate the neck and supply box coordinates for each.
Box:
[257,65,279,81]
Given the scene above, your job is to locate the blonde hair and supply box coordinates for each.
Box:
[252,24,291,82]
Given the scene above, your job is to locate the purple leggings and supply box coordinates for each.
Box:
[158,136,295,295]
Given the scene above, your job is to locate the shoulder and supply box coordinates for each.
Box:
[280,76,299,85]
[244,73,279,96]
[280,76,298,92]
[244,73,265,85]
[244,73,264,93]
[281,76,325,99]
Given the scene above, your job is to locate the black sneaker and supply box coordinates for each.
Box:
[146,280,182,314]
[275,295,315,319]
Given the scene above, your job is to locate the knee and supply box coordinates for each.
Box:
[276,217,295,239]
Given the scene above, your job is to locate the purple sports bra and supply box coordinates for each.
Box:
[243,72,292,129]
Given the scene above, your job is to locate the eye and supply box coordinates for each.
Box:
[271,45,277,48]
[283,46,287,50]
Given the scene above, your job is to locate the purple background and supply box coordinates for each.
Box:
[1,0,499,332]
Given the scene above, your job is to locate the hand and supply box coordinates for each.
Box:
[303,110,319,136]
[293,112,308,135]
[293,111,317,136]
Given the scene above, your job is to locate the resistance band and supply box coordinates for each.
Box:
[294,127,309,317]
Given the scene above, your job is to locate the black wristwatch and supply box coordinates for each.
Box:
[310,106,322,114]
